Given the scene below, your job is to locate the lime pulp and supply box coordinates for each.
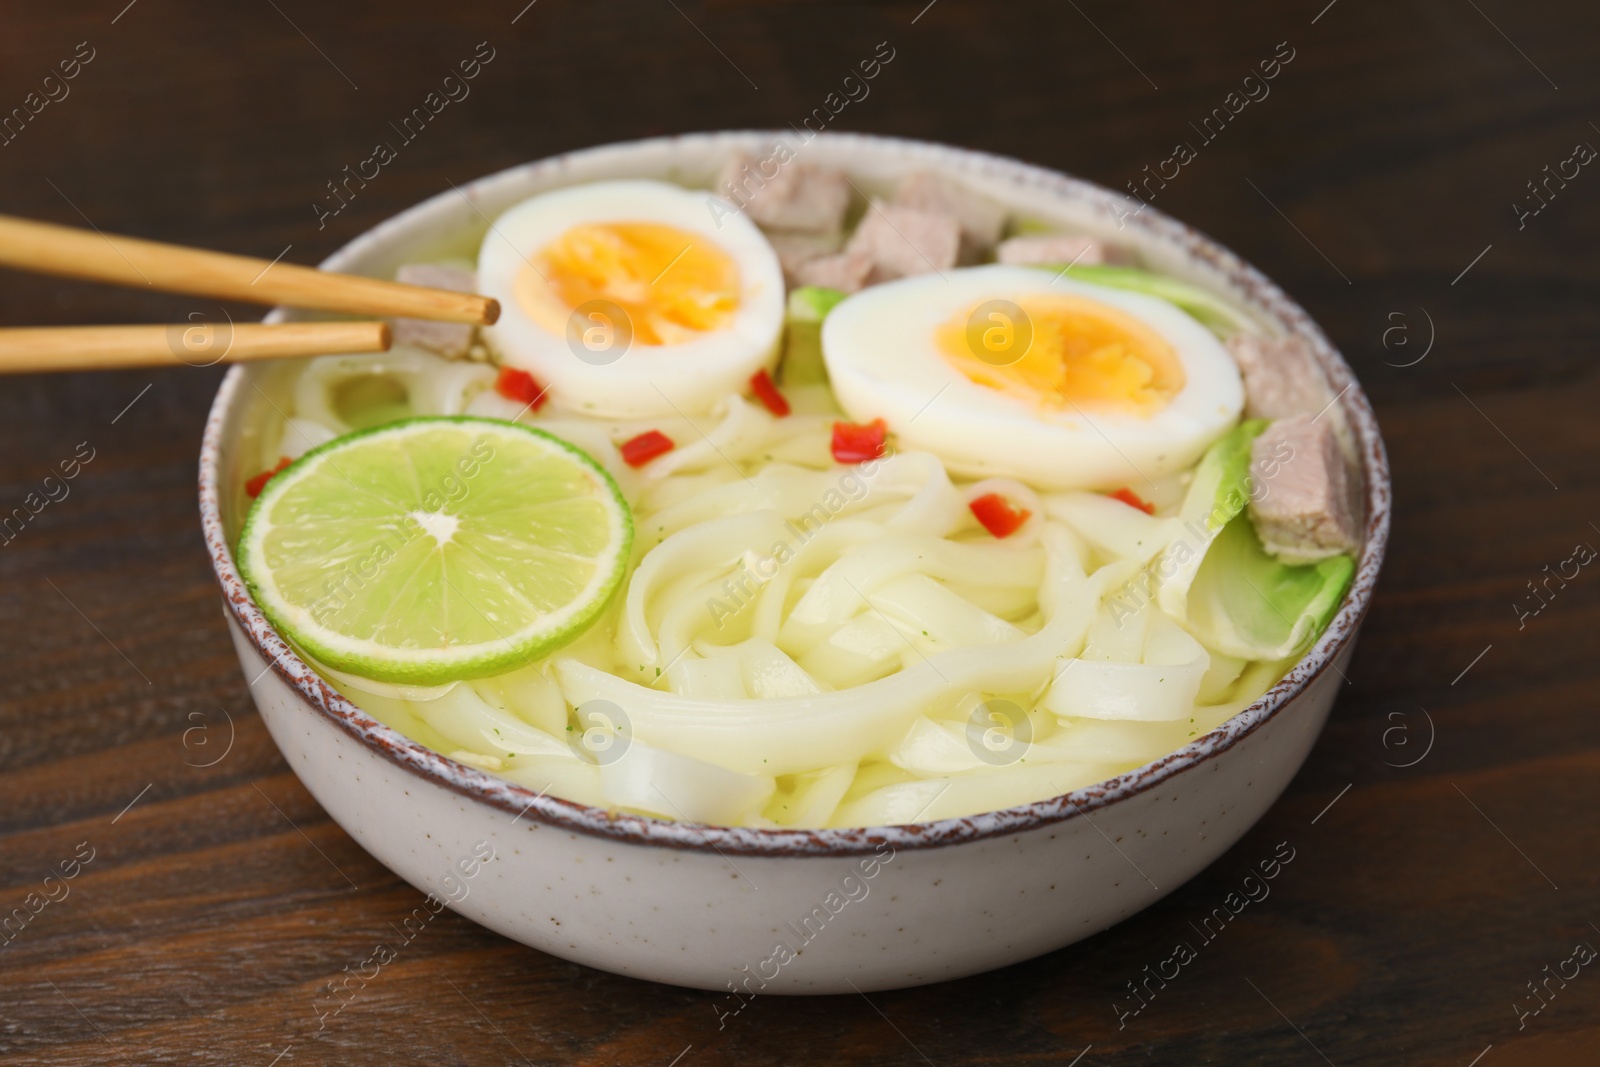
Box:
[237,416,633,684]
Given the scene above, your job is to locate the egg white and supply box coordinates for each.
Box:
[820,265,1245,490]
[479,180,786,418]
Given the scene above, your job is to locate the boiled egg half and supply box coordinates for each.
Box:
[479,180,785,417]
[821,265,1245,489]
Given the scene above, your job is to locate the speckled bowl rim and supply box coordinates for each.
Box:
[199,130,1390,858]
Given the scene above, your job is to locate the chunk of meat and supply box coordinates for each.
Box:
[766,230,845,287]
[793,249,874,293]
[892,170,1006,261]
[392,263,478,359]
[716,151,851,233]
[1226,334,1332,421]
[844,201,960,282]
[1248,414,1360,563]
[996,234,1108,268]
[397,263,476,291]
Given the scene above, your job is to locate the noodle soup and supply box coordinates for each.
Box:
[234,154,1360,830]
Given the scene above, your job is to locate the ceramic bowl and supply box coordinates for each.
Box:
[200,131,1389,994]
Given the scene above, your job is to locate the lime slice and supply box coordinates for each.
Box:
[237,416,633,685]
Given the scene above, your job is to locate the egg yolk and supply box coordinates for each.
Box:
[516,222,740,346]
[937,294,1185,415]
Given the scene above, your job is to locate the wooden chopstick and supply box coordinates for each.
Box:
[0,321,391,374]
[0,214,499,326]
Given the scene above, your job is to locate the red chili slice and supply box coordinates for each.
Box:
[969,492,1032,539]
[831,418,887,464]
[245,456,292,498]
[620,430,675,468]
[749,368,790,417]
[1108,487,1155,515]
[494,366,548,410]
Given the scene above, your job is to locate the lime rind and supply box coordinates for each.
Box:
[237,416,634,685]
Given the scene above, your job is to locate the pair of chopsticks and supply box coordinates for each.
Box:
[0,214,500,374]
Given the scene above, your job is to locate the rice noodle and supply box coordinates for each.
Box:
[262,347,1281,828]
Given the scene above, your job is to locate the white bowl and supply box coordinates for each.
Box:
[200,131,1390,994]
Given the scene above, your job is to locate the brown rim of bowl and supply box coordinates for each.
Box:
[199,131,1390,859]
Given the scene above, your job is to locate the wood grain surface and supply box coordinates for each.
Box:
[1,1,1597,1064]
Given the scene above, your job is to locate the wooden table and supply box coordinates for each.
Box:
[2,1,1595,1063]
